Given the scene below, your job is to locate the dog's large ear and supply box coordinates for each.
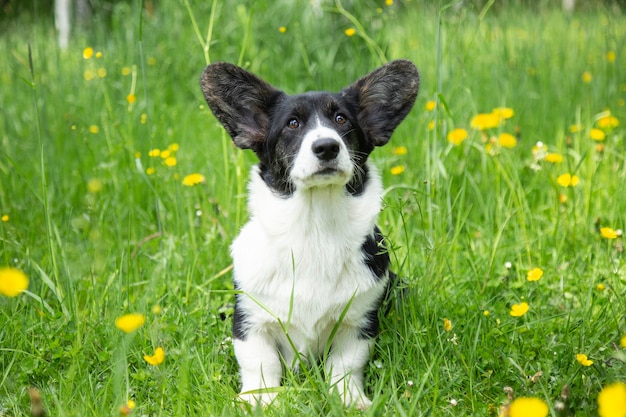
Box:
[341,60,419,146]
[200,63,285,150]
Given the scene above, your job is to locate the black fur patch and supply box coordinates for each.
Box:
[361,226,390,280]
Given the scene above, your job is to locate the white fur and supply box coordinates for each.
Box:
[232,162,388,408]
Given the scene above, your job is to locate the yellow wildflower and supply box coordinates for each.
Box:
[143,347,165,365]
[620,335,626,348]
[576,353,593,366]
[607,51,616,63]
[582,71,592,83]
[556,173,580,187]
[160,149,171,159]
[146,167,156,175]
[569,123,584,133]
[1,214,9,222]
[0,267,29,297]
[590,128,606,141]
[121,67,132,76]
[492,107,514,120]
[425,100,436,111]
[148,149,161,157]
[164,157,177,167]
[344,28,356,37]
[509,302,529,317]
[168,143,180,152]
[526,267,543,282]
[89,125,99,134]
[182,173,206,186]
[392,146,408,155]
[87,178,103,193]
[545,153,563,163]
[279,26,287,33]
[114,313,145,333]
[390,165,405,175]
[508,397,549,417]
[598,382,626,417]
[597,115,619,130]
[97,67,107,78]
[385,0,393,5]
[83,47,94,59]
[443,318,452,332]
[597,283,606,291]
[498,133,517,148]
[126,94,136,104]
[447,128,468,145]
[141,113,148,124]
[600,227,618,239]
[470,113,500,130]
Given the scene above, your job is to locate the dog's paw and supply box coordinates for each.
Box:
[238,391,277,408]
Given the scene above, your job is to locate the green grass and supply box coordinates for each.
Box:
[1,0,625,415]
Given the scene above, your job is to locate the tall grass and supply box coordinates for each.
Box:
[1,1,625,416]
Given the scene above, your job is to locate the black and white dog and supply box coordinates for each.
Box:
[200,60,419,409]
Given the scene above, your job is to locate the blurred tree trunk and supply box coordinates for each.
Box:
[76,0,91,26]
[54,0,70,50]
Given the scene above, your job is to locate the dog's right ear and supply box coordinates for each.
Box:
[200,63,285,150]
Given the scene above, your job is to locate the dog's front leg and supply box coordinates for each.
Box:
[234,332,282,406]
[325,327,373,409]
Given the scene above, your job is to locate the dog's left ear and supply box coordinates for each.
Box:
[341,60,419,146]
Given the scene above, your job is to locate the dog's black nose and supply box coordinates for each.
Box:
[312,138,340,161]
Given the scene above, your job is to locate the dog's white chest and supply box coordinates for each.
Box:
[231,166,387,354]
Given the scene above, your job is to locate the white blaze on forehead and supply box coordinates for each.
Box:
[290,117,353,188]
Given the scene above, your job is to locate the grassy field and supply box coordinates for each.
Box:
[1,0,626,415]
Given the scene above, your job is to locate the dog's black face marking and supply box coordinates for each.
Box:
[201,61,420,197]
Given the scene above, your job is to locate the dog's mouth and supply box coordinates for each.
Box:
[315,167,339,176]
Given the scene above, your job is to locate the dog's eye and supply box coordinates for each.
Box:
[287,118,300,129]
[335,114,347,125]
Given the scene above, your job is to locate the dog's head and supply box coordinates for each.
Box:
[201,60,419,195]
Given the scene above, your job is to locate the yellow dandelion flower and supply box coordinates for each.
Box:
[526,267,543,282]
[0,267,29,297]
[97,67,107,78]
[147,57,157,66]
[576,353,593,366]
[151,304,162,314]
[160,149,171,159]
[483,310,490,316]
[344,28,356,37]
[392,146,408,155]
[545,153,563,163]
[121,67,132,76]
[498,132,517,148]
[89,125,99,134]
[146,167,156,175]
[148,148,161,157]
[508,397,549,417]
[492,107,514,120]
[95,51,103,59]
[590,128,606,141]
[114,313,145,333]
[425,100,437,111]
[141,113,148,124]
[582,71,592,83]
[600,227,618,239]
[385,0,393,5]
[428,120,435,130]
[598,382,626,417]
[597,115,619,130]
[143,346,165,365]
[168,143,179,152]
[556,173,580,187]
[447,128,468,146]
[443,318,452,332]
[569,123,584,133]
[390,165,405,175]
[87,178,103,194]
[119,399,136,415]
[83,47,94,59]
[164,157,177,167]
[279,26,287,33]
[470,113,500,130]
[597,283,606,291]
[83,69,96,81]
[126,94,136,104]
[558,193,568,204]
[182,173,206,186]
[2,214,9,222]
[620,335,626,348]
[607,51,616,63]
[509,302,529,317]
